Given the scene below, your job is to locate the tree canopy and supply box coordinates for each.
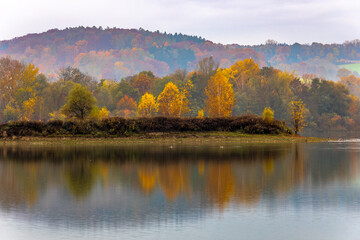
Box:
[61,84,96,119]
[0,56,359,135]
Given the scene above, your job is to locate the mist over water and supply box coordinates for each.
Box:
[0,142,360,239]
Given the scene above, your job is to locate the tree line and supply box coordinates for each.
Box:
[0,55,359,134]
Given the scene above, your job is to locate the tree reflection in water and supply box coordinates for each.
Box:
[0,142,359,227]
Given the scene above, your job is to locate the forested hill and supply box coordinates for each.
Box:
[0,27,359,80]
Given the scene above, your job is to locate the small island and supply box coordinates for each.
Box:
[0,115,326,144]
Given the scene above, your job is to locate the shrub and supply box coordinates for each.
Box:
[0,115,293,137]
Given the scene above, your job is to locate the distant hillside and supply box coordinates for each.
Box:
[0,27,359,80]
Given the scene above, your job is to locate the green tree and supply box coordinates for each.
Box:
[61,84,96,119]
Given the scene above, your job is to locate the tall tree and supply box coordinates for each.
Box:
[205,70,235,117]
[228,59,260,90]
[0,57,24,108]
[196,56,219,81]
[290,99,307,134]
[190,57,219,110]
[178,80,193,117]
[157,82,181,117]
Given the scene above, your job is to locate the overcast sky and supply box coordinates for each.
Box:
[1,0,360,45]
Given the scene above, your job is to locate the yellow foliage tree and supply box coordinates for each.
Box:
[197,109,204,118]
[227,59,260,90]
[21,97,38,121]
[19,63,39,92]
[99,107,110,119]
[178,79,193,117]
[89,106,110,120]
[262,107,274,123]
[49,111,67,121]
[290,99,307,134]
[157,81,192,117]
[0,57,23,105]
[137,92,158,117]
[205,70,235,117]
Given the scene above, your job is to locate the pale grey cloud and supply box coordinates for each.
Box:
[0,0,359,45]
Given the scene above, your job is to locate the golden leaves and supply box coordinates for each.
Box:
[157,81,192,117]
[205,70,235,117]
[137,92,158,117]
[290,99,307,134]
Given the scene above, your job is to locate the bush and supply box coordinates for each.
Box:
[0,115,293,137]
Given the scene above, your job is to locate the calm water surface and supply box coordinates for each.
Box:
[0,141,360,239]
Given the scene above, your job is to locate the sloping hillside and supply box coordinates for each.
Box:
[0,27,359,80]
[0,27,264,79]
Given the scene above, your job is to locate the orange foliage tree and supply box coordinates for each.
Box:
[116,95,137,118]
[132,72,153,95]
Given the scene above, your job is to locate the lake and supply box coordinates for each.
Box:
[0,141,360,240]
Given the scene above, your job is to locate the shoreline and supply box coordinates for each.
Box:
[0,132,329,144]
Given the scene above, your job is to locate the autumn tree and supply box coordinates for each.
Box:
[15,63,39,105]
[0,57,44,121]
[95,79,122,111]
[89,106,110,120]
[21,97,41,121]
[137,92,158,117]
[59,66,97,91]
[262,107,274,123]
[157,81,192,117]
[290,99,307,134]
[117,95,137,111]
[190,57,219,110]
[178,80,193,117]
[41,81,76,119]
[228,59,260,90]
[205,70,235,117]
[132,72,154,95]
[171,69,188,84]
[196,56,219,82]
[0,57,23,107]
[339,74,360,98]
[157,82,181,117]
[348,95,360,116]
[197,109,204,118]
[116,95,137,118]
[61,84,96,119]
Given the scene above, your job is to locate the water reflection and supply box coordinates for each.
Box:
[0,142,359,230]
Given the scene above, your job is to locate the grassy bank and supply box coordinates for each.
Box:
[0,115,293,138]
[0,132,327,145]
